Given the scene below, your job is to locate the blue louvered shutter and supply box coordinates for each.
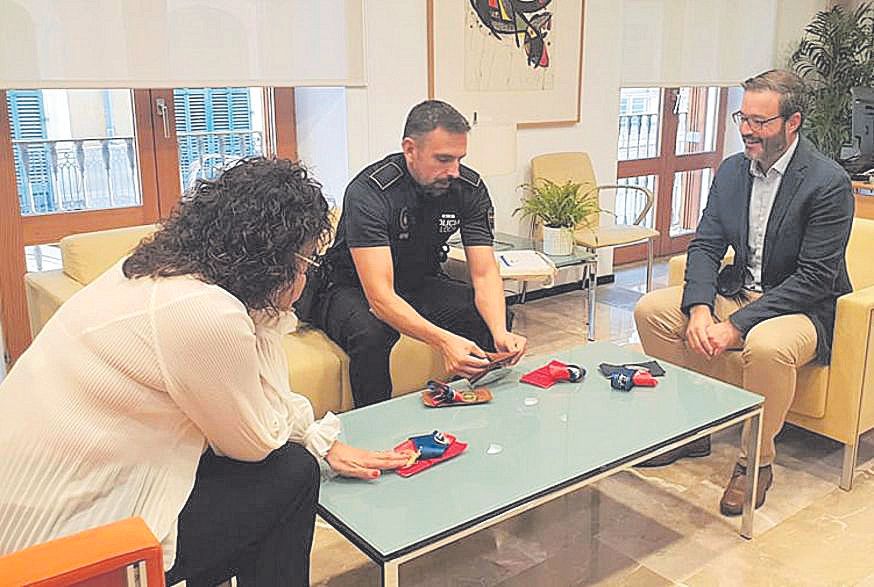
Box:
[7,91,54,214]
[174,88,254,185]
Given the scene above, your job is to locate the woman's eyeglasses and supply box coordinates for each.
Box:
[294,252,321,269]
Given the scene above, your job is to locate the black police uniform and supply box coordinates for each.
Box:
[310,153,508,407]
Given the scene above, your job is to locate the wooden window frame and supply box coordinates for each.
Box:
[1,87,299,365]
[615,86,728,264]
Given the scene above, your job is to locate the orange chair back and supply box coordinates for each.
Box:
[0,517,164,587]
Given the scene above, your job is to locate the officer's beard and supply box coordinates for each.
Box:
[420,178,453,199]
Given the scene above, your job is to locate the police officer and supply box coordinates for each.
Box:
[310,100,527,407]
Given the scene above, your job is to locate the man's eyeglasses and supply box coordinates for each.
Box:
[294,252,321,270]
[731,111,783,131]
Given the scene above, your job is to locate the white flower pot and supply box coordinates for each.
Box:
[542,225,574,256]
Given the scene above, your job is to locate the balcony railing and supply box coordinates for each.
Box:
[12,137,141,216]
[618,113,659,161]
[11,130,265,216]
[176,130,264,190]
[616,175,656,228]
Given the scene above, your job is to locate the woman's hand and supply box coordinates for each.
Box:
[325,441,414,480]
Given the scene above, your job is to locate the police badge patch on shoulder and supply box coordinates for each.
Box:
[458,165,481,188]
[368,161,403,190]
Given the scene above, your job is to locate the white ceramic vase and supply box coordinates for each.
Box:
[542,225,574,256]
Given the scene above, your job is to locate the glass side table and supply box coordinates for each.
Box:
[448,232,599,341]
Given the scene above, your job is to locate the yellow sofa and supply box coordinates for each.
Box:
[24,224,446,417]
[667,218,874,489]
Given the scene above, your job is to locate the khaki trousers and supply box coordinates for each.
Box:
[633,286,817,466]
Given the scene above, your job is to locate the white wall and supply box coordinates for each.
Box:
[345,1,429,175]
[774,0,830,67]
[294,87,349,205]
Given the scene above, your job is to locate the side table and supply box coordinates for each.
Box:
[447,232,599,340]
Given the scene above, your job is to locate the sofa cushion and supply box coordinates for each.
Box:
[282,327,347,419]
[25,270,84,336]
[60,225,158,285]
[847,218,874,290]
[790,363,829,419]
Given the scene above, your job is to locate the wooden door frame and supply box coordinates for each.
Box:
[614,86,728,265]
[0,90,29,364]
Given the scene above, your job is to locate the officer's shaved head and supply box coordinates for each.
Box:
[403,100,470,141]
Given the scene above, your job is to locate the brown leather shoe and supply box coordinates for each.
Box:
[719,463,773,516]
[635,436,711,468]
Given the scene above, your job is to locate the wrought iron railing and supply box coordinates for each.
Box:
[12,137,141,216]
[176,130,264,189]
[615,175,656,228]
[12,130,265,216]
[618,113,659,161]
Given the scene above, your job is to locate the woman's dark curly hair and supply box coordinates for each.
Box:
[123,157,331,313]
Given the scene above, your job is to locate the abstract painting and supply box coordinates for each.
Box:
[429,0,584,126]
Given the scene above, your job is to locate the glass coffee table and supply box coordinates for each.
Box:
[447,232,599,340]
[317,342,764,586]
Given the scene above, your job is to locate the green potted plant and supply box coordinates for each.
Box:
[789,2,874,160]
[514,178,600,256]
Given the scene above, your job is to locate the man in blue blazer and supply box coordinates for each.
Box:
[634,70,854,515]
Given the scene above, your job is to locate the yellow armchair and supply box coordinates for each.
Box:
[531,152,660,291]
[667,218,874,489]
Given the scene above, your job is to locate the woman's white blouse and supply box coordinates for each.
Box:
[0,262,340,570]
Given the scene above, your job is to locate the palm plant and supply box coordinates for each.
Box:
[789,2,874,159]
[514,178,600,229]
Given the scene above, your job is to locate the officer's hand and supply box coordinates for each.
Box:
[437,333,490,378]
[685,305,715,357]
[493,331,527,365]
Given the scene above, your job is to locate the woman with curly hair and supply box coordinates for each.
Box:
[0,157,410,586]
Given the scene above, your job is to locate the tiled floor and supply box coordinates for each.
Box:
[310,260,874,586]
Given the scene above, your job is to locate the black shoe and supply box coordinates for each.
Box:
[635,436,711,468]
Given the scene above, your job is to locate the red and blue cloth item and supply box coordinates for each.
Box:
[423,380,493,407]
[426,381,460,405]
[597,360,664,391]
[394,431,467,477]
[608,367,658,391]
[520,360,586,388]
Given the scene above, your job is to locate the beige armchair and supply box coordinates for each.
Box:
[667,218,874,490]
[531,152,660,291]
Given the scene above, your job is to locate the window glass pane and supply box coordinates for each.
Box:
[615,175,656,229]
[675,87,720,155]
[6,89,141,216]
[24,244,62,273]
[173,87,266,191]
[618,88,661,161]
[671,168,712,237]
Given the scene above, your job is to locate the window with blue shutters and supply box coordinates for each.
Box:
[173,88,262,188]
[7,90,55,215]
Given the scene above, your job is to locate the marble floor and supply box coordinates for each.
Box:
[310,260,874,586]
